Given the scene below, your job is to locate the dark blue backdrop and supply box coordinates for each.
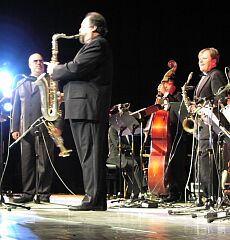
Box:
[0,0,229,193]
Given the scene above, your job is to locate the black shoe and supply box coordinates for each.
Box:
[34,194,50,203]
[69,205,93,211]
[69,204,106,211]
[12,195,33,203]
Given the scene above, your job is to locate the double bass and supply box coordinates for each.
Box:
[147,60,177,196]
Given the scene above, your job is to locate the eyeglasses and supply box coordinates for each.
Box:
[33,59,43,63]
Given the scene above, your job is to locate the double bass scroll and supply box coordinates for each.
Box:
[155,60,178,105]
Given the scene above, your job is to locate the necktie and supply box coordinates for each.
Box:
[31,82,36,92]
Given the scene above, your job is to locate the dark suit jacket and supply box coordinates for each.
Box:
[11,79,63,135]
[194,68,228,139]
[52,36,113,122]
[12,80,43,134]
[167,91,182,102]
[194,68,227,101]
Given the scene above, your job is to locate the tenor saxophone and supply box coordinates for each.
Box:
[35,33,79,157]
[35,33,80,121]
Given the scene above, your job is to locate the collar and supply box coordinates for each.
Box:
[199,72,208,77]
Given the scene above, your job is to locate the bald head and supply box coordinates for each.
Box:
[28,53,45,77]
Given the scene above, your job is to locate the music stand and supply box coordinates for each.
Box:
[124,121,142,200]
[109,111,140,199]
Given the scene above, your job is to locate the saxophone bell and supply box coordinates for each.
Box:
[181,72,197,134]
[182,116,196,134]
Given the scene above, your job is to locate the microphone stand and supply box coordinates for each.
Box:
[205,106,230,222]
[169,97,230,218]
[168,113,211,216]
[0,106,31,210]
[188,104,218,218]
[129,124,140,202]
[195,119,203,207]
[0,75,39,210]
[205,134,230,223]
[117,127,125,199]
[109,113,128,203]
[9,117,46,204]
[133,112,149,200]
[191,103,227,220]
[215,132,227,208]
[109,112,144,206]
[138,119,146,199]
[9,117,44,149]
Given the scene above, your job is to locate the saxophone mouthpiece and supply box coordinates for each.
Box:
[186,72,193,84]
[188,71,193,79]
[73,34,80,39]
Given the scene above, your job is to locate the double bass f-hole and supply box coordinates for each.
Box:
[148,60,177,197]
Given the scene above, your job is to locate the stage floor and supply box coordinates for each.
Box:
[1,194,230,239]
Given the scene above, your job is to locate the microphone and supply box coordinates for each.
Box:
[184,86,195,90]
[21,74,37,82]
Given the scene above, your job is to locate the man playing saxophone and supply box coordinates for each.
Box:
[47,12,113,211]
[11,53,63,203]
[186,48,228,206]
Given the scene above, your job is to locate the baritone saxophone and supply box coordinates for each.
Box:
[35,33,79,157]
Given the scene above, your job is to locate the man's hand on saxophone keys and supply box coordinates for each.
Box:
[188,102,196,113]
[57,91,64,104]
[52,127,62,137]
[44,61,58,75]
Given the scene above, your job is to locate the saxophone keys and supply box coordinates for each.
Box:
[59,149,73,157]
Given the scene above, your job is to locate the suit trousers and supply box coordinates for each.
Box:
[21,129,54,197]
[69,120,108,208]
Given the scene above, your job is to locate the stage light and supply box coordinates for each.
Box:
[0,69,14,116]
[0,70,13,89]
[2,89,12,99]
[3,102,12,112]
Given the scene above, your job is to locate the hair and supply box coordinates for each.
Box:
[28,53,43,64]
[86,12,108,37]
[198,47,220,64]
